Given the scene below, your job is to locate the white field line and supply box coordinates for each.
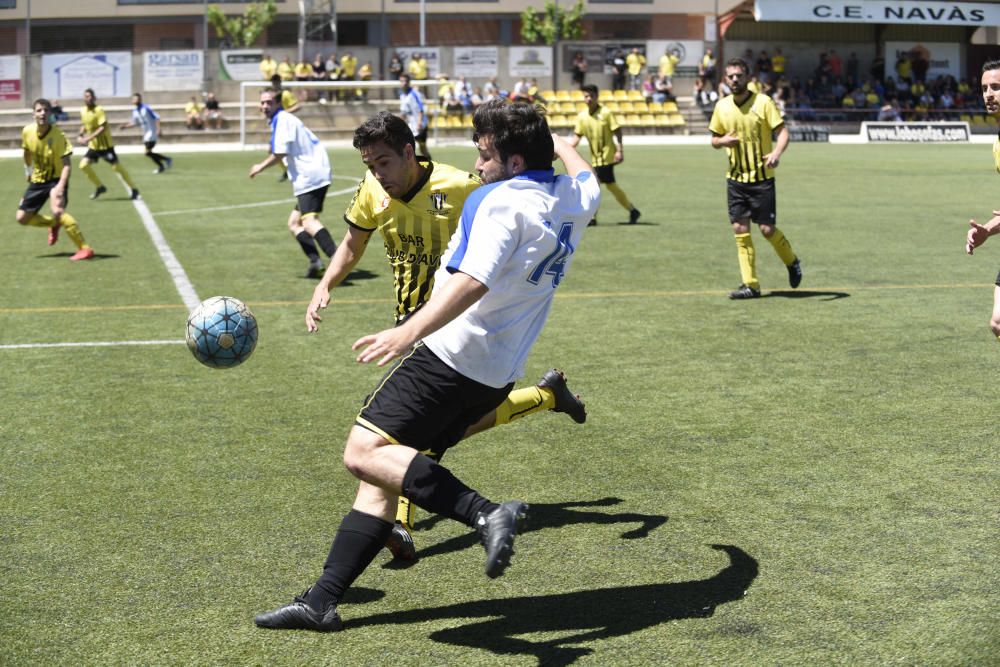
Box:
[0,340,185,350]
[155,184,357,218]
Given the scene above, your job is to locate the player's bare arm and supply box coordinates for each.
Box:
[966,213,1000,254]
[712,131,740,148]
[353,272,488,366]
[613,128,624,164]
[764,124,789,168]
[552,133,593,177]
[78,123,106,146]
[566,133,582,148]
[306,226,374,332]
[49,156,72,216]
[22,149,32,182]
[249,152,284,178]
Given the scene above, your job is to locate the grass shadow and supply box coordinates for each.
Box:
[357,544,757,666]
[765,290,850,301]
[37,252,120,260]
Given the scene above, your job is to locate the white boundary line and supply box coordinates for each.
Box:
[155,183,358,218]
[0,340,185,350]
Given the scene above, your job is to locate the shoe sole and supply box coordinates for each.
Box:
[484,501,528,579]
[385,526,417,562]
[538,369,586,424]
[254,606,343,631]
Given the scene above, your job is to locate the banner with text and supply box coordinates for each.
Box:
[863,121,970,142]
[754,0,1000,26]
[453,47,498,78]
[509,47,553,78]
[219,49,263,81]
[41,52,132,99]
[0,55,21,101]
[144,51,203,91]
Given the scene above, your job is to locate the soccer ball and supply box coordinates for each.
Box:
[185,296,258,368]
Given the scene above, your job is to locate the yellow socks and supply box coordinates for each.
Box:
[80,161,102,187]
[735,233,759,289]
[25,212,54,228]
[395,496,415,529]
[111,162,137,189]
[494,386,556,426]
[605,182,633,211]
[767,228,797,266]
[59,213,88,249]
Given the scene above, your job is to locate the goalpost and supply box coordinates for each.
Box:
[238,79,438,148]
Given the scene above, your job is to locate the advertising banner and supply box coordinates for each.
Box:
[754,0,1000,26]
[41,52,132,99]
[144,50,203,91]
[509,46,553,78]
[219,49,263,81]
[863,121,970,142]
[453,47,498,78]
[0,55,21,101]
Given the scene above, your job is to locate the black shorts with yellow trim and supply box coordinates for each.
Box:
[356,342,513,458]
[19,179,66,212]
[727,178,777,225]
[594,164,616,184]
[294,184,329,216]
[84,147,119,164]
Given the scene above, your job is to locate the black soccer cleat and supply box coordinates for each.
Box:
[587,218,597,227]
[90,185,107,200]
[385,522,417,562]
[130,188,140,200]
[255,591,342,632]
[305,259,324,279]
[729,283,761,300]
[787,258,802,288]
[538,368,587,424]
[476,500,528,579]
[628,207,641,225]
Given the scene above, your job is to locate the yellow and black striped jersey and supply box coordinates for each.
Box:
[80,104,114,151]
[573,105,620,167]
[993,131,1000,174]
[345,160,481,321]
[22,123,72,184]
[709,92,785,183]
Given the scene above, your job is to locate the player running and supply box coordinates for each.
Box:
[119,93,174,174]
[17,98,95,261]
[77,88,139,200]
[250,86,338,278]
[305,111,588,562]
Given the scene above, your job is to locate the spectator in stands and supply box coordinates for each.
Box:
[846,52,859,85]
[49,100,69,122]
[659,48,680,88]
[528,78,546,104]
[270,75,302,114]
[756,51,772,84]
[571,51,588,87]
[693,76,716,108]
[469,86,484,110]
[311,53,329,104]
[358,61,374,101]
[277,56,294,82]
[341,52,358,86]
[482,77,499,102]
[772,47,787,78]
[895,52,912,83]
[294,58,314,100]
[204,92,224,130]
[185,96,205,130]
[700,47,717,84]
[870,54,886,81]
[911,49,929,83]
[626,47,646,91]
[652,75,673,104]
[388,53,404,81]
[828,50,843,79]
[511,77,531,102]
[877,99,902,122]
[408,53,429,80]
[260,53,278,81]
[816,50,831,78]
[443,93,464,117]
[611,49,627,91]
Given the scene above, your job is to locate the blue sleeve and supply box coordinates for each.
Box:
[446,181,505,273]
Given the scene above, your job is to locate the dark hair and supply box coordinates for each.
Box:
[132,92,142,101]
[353,111,415,155]
[472,98,553,171]
[270,74,282,86]
[33,98,52,111]
[581,83,599,97]
[726,58,750,74]
[84,88,96,99]
[983,59,1000,73]
[260,87,281,99]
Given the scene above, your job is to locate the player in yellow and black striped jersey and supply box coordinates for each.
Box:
[76,88,139,200]
[568,84,640,225]
[17,98,95,261]
[304,111,588,562]
[964,59,1000,342]
[710,58,801,300]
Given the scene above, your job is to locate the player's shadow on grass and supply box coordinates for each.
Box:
[38,251,120,260]
[765,289,849,301]
[356,544,757,666]
[339,268,378,286]
[384,497,666,570]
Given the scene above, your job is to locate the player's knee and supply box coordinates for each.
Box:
[759,224,776,238]
[15,210,31,225]
[79,159,89,169]
[989,316,1000,337]
[342,432,377,479]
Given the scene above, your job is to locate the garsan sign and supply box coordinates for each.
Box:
[754,1,1000,26]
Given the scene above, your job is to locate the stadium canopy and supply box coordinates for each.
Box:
[753,0,1000,27]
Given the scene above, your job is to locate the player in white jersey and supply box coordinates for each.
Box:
[119,93,173,174]
[249,87,338,278]
[255,98,600,632]
[399,73,430,158]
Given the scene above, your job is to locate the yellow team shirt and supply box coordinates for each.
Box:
[659,53,679,78]
[345,161,481,321]
[748,80,762,94]
[341,55,358,78]
[80,104,114,151]
[185,101,204,116]
[626,53,646,77]
[573,105,620,167]
[772,54,786,73]
[277,61,294,81]
[294,62,313,79]
[22,123,72,183]
[408,58,428,80]
[279,89,299,110]
[260,57,277,80]
[359,63,373,81]
[709,91,785,183]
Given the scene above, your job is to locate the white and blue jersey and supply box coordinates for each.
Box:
[269,109,331,196]
[400,87,428,135]
[132,104,160,143]
[423,168,601,388]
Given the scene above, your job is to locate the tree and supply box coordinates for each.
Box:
[520,0,585,45]
[520,0,585,90]
[207,0,277,48]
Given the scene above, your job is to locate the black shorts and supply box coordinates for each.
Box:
[995,270,1000,287]
[84,147,119,164]
[727,178,777,225]
[19,179,66,212]
[143,140,158,151]
[357,343,514,457]
[414,127,428,143]
[594,164,616,184]
[294,184,329,216]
